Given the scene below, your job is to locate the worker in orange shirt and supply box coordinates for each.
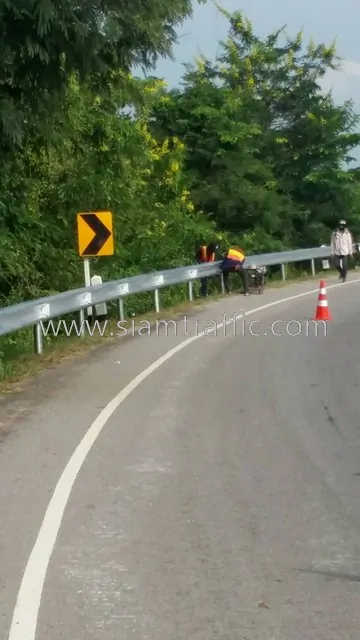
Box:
[221,246,249,295]
[195,241,218,296]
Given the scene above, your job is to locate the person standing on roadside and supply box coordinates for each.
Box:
[330,219,353,282]
[195,241,219,297]
[220,246,250,295]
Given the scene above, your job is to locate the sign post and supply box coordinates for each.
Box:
[83,257,91,287]
[76,211,114,315]
[83,257,91,315]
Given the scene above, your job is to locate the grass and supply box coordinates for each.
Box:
[0,266,343,394]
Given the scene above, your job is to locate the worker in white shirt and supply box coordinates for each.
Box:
[330,219,353,282]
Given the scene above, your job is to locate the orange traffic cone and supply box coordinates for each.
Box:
[313,280,332,321]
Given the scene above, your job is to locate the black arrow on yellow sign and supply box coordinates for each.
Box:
[77,212,114,257]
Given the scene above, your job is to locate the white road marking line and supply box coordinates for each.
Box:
[8,276,360,639]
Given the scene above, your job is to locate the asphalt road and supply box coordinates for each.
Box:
[2,274,360,639]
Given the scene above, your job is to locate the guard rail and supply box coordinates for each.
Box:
[0,245,339,354]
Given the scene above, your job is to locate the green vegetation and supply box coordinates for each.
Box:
[1,3,360,379]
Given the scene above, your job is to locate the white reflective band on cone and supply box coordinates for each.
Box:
[317,300,328,307]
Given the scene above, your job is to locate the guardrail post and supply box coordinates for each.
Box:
[311,259,315,276]
[188,281,193,301]
[281,264,286,281]
[117,298,125,321]
[220,274,225,293]
[79,309,86,337]
[33,324,43,354]
[154,289,160,313]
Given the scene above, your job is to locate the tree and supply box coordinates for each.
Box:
[0,0,205,148]
[150,8,360,249]
[0,72,220,303]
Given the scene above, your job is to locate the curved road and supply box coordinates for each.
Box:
[2,275,360,639]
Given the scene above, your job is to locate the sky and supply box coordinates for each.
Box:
[147,0,360,162]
